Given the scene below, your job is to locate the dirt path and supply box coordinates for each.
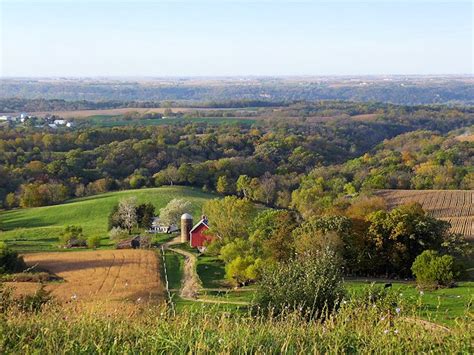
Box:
[163,237,201,299]
[162,237,249,305]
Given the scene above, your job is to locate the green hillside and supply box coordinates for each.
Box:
[0,186,216,252]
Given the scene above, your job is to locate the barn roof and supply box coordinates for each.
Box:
[190,219,209,233]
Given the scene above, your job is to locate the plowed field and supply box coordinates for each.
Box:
[8,250,164,312]
[376,189,474,241]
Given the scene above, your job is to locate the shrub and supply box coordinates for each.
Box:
[59,225,86,248]
[411,250,459,289]
[108,227,128,241]
[256,248,345,318]
[87,235,101,249]
[0,242,26,274]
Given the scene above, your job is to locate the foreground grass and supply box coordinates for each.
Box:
[0,186,215,252]
[0,303,472,353]
[346,280,474,327]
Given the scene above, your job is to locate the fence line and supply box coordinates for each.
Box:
[160,245,175,316]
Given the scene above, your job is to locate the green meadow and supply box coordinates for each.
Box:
[0,186,215,252]
[80,115,259,127]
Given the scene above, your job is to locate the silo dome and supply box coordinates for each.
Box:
[181,213,193,220]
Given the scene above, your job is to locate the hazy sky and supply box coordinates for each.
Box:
[1,1,472,76]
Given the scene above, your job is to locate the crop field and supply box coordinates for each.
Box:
[0,186,215,252]
[7,250,164,312]
[376,189,474,240]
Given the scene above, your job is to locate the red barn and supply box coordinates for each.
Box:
[189,217,212,251]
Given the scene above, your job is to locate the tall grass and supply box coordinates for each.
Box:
[0,301,472,353]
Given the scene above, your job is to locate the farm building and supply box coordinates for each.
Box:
[148,217,178,234]
[189,216,213,251]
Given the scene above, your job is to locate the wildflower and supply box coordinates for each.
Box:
[419,291,424,296]
[399,293,403,297]
[394,329,399,334]
[372,304,376,308]
[395,307,401,314]
[342,300,348,305]
[383,329,389,334]
[218,338,224,344]
[381,316,386,321]
[137,297,142,303]
[71,294,77,300]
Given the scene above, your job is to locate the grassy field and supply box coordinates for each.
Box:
[0,186,216,252]
[81,115,259,128]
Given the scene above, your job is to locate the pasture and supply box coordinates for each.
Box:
[0,186,215,251]
[6,249,164,313]
[82,115,258,128]
[376,189,474,240]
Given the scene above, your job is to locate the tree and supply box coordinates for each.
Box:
[159,199,191,226]
[5,193,17,209]
[258,173,277,205]
[236,175,252,198]
[250,209,298,262]
[117,197,138,234]
[203,196,255,242]
[136,203,155,229]
[154,166,180,186]
[216,176,232,195]
[366,203,452,276]
[411,250,459,289]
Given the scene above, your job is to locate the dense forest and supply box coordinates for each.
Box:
[1,77,473,105]
[0,101,472,210]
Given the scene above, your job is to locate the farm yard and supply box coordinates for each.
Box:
[376,189,474,240]
[6,250,164,313]
[0,186,214,251]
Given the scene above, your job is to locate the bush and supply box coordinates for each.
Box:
[256,248,345,318]
[87,235,101,249]
[411,250,460,289]
[59,225,86,248]
[0,242,26,274]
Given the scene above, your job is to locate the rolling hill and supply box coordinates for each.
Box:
[0,186,216,252]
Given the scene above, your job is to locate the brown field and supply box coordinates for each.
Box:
[7,250,165,312]
[375,189,474,241]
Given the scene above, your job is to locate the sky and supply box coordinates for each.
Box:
[0,0,472,77]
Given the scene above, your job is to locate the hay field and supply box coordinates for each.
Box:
[376,189,474,241]
[8,250,164,311]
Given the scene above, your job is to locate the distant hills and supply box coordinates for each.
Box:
[1,76,473,105]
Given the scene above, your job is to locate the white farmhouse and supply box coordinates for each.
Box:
[148,217,178,234]
[54,119,67,125]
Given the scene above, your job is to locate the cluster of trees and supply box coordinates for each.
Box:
[202,196,470,286]
[0,108,409,209]
[1,102,472,210]
[291,130,473,217]
[108,198,155,235]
